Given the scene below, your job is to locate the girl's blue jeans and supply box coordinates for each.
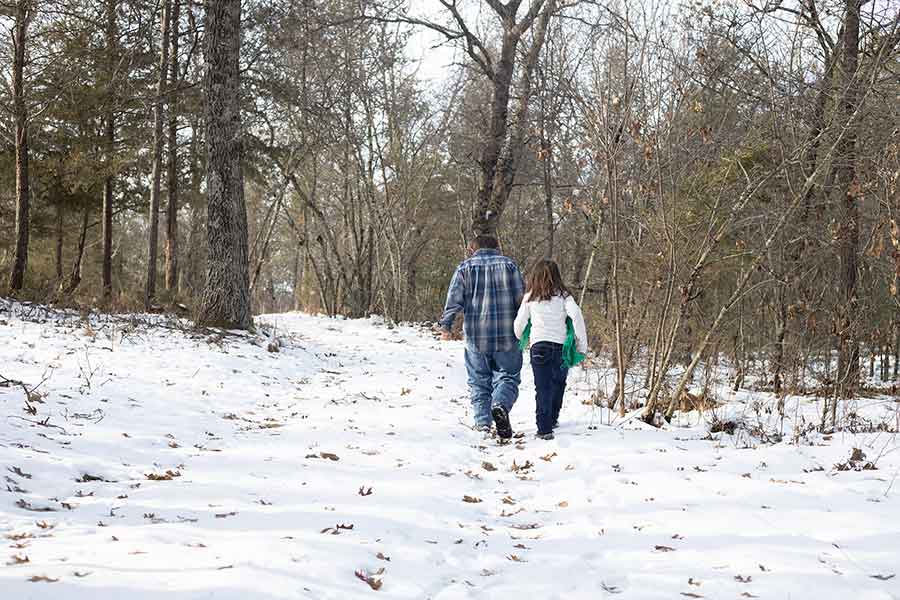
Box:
[530,341,569,435]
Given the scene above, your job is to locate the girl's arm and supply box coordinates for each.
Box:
[565,296,589,353]
[514,292,531,339]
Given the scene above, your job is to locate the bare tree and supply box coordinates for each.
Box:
[145,0,171,309]
[197,0,251,329]
[7,0,33,293]
[165,0,181,293]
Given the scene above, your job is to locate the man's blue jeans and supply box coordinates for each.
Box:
[464,346,523,427]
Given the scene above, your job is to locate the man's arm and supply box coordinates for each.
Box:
[511,263,525,306]
[439,266,466,336]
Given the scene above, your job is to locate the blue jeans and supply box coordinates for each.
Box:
[464,346,523,427]
[530,342,569,435]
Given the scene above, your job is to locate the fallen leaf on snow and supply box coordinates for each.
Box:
[28,576,59,583]
[654,545,676,552]
[510,523,541,530]
[481,461,497,471]
[355,569,383,590]
[463,495,482,503]
[145,470,181,481]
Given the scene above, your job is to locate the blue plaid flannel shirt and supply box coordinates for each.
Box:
[439,249,525,353]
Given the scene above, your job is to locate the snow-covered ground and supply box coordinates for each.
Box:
[1,303,899,599]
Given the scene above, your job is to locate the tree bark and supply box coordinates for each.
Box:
[8,0,32,293]
[102,0,117,302]
[62,206,90,297]
[833,0,862,409]
[55,203,64,282]
[145,0,171,309]
[471,0,556,237]
[165,0,181,293]
[197,0,251,329]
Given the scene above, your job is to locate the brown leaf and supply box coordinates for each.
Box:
[481,461,497,472]
[501,496,516,505]
[680,594,703,599]
[734,575,752,583]
[215,511,237,519]
[510,460,534,472]
[7,554,29,566]
[319,452,340,461]
[463,495,482,504]
[507,554,527,562]
[540,452,557,462]
[28,576,59,583]
[558,501,569,508]
[376,552,391,562]
[654,545,676,552]
[145,470,181,481]
[355,569,383,590]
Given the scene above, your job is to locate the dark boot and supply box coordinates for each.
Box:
[491,406,513,440]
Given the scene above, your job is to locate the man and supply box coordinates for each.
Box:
[439,236,525,439]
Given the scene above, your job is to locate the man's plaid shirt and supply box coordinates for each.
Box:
[439,249,525,353]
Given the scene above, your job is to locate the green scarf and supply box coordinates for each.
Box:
[518,317,586,369]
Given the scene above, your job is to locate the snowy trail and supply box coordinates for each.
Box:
[1,309,899,599]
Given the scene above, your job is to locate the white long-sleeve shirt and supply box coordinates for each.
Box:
[514,292,588,354]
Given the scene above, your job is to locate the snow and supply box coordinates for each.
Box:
[1,303,899,599]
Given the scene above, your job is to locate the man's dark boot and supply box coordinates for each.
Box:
[491,406,512,440]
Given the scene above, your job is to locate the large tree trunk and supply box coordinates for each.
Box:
[471,0,555,237]
[8,0,31,293]
[102,0,117,302]
[833,0,862,416]
[197,0,251,329]
[145,0,171,309]
[165,0,181,293]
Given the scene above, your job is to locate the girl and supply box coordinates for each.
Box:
[514,260,588,440]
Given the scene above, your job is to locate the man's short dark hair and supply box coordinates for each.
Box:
[471,235,499,250]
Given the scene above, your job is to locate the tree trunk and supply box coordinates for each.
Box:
[609,157,626,416]
[145,0,171,309]
[197,0,251,329]
[833,0,862,410]
[8,0,31,293]
[102,0,117,302]
[165,0,181,293]
[472,0,555,237]
[62,206,90,297]
[55,203,64,282]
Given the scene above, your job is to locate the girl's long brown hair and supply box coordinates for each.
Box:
[526,259,570,301]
